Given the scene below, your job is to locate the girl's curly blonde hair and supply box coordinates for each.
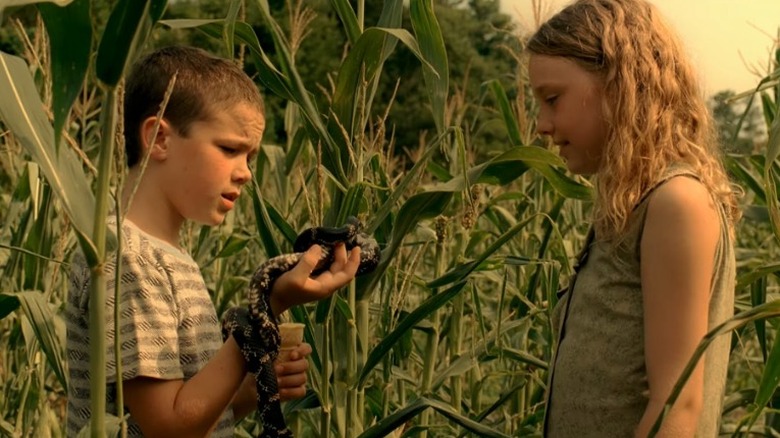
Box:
[527,0,739,239]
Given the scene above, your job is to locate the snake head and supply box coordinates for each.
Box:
[291,217,380,276]
[293,216,361,252]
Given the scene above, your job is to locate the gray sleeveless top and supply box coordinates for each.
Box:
[544,166,735,437]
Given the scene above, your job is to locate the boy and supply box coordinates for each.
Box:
[66,46,361,437]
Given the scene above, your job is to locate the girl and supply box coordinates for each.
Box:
[527,0,739,436]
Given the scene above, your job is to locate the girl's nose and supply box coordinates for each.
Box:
[536,114,553,137]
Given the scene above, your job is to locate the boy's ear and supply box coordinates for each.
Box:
[139,116,174,161]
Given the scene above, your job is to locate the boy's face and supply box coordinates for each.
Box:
[529,54,607,176]
[158,102,264,226]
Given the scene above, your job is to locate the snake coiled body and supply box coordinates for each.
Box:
[221,217,380,437]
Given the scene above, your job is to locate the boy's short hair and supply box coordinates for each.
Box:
[123,45,264,167]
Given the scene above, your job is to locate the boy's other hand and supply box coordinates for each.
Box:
[270,243,361,315]
[275,342,313,401]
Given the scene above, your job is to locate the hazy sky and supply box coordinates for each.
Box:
[503,0,780,96]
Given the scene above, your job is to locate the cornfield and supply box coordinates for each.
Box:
[0,0,779,437]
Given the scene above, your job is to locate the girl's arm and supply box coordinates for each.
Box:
[635,176,720,438]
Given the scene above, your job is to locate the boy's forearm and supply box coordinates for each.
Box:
[232,373,258,420]
[124,336,248,437]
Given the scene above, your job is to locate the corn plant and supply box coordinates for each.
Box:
[1,1,780,437]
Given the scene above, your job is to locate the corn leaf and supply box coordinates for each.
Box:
[94,0,166,85]
[0,293,20,320]
[38,0,91,150]
[746,331,780,430]
[439,146,592,200]
[0,51,98,263]
[431,319,527,390]
[410,0,448,134]
[357,280,467,389]
[357,190,454,300]
[250,178,282,258]
[763,96,780,244]
[725,156,765,204]
[223,0,241,59]
[16,291,68,391]
[328,0,360,45]
[427,215,537,288]
[488,79,523,147]
[358,396,508,438]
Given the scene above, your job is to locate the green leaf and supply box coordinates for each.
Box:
[264,200,297,247]
[328,0,360,45]
[250,179,281,258]
[487,79,522,146]
[328,27,434,184]
[1,0,72,10]
[747,333,780,430]
[16,291,68,391]
[160,20,294,101]
[284,128,308,176]
[431,319,528,390]
[751,278,768,361]
[358,397,508,438]
[357,190,454,300]
[38,0,91,149]
[725,156,765,204]
[252,2,348,184]
[95,0,155,86]
[367,131,446,235]
[360,146,585,299]
[410,0,449,134]
[440,146,592,200]
[0,293,20,320]
[215,234,250,259]
[427,214,537,288]
[763,98,780,244]
[0,51,98,262]
[223,0,241,59]
[737,263,780,291]
[357,281,467,388]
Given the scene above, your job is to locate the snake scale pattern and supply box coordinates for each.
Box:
[221,217,380,437]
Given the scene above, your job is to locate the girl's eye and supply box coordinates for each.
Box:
[545,95,558,105]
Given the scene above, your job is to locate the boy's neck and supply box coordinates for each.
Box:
[121,168,184,248]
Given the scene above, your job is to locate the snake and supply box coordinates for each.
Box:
[221,216,380,437]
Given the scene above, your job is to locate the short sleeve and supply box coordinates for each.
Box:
[104,250,184,383]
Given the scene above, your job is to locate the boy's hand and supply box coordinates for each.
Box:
[275,343,313,401]
[270,243,361,315]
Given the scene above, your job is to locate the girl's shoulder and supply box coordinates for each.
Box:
[642,175,720,249]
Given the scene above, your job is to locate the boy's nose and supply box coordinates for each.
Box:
[233,161,252,185]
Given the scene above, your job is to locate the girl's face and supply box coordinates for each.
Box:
[529,54,608,175]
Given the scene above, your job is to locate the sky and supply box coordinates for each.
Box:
[502,0,780,96]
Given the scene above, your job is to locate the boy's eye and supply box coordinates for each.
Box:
[219,145,238,155]
[545,95,558,105]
